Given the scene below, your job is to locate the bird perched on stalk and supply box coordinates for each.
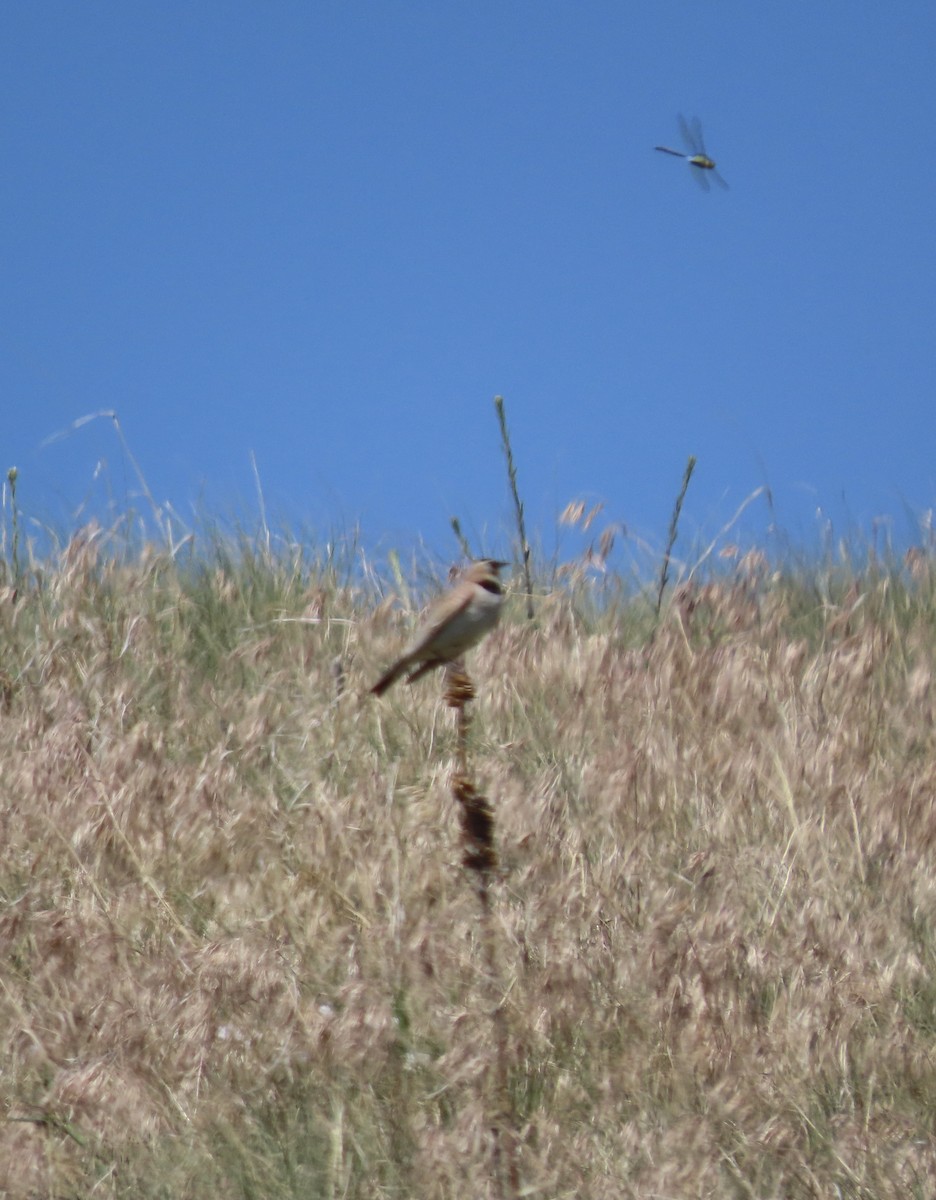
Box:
[370,559,508,697]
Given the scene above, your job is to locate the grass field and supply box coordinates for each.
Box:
[2,520,936,1198]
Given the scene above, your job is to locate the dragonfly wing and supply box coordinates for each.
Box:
[711,168,730,190]
[679,114,706,157]
[689,163,711,191]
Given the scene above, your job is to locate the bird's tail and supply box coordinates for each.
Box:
[403,657,449,686]
[370,664,404,696]
[371,652,421,696]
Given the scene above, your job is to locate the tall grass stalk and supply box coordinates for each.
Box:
[41,409,188,551]
[250,450,272,566]
[446,666,519,1199]
[6,465,19,586]
[655,453,696,618]
[494,396,534,619]
[450,515,473,561]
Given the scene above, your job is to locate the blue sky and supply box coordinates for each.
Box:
[3,4,935,568]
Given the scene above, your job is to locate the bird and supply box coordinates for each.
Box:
[370,559,508,697]
[655,114,729,191]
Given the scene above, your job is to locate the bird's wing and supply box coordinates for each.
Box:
[408,587,473,657]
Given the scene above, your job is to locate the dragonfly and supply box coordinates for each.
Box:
[655,115,729,191]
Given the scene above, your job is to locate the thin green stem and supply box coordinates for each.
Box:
[656,455,696,619]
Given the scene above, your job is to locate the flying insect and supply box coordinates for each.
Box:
[655,115,728,191]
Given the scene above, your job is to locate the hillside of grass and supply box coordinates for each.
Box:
[3,526,936,1198]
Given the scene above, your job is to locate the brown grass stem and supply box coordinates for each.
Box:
[445,666,519,1199]
[494,396,534,619]
[6,466,20,587]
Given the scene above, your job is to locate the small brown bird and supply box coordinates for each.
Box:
[370,559,508,696]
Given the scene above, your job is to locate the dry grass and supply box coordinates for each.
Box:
[3,527,936,1198]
